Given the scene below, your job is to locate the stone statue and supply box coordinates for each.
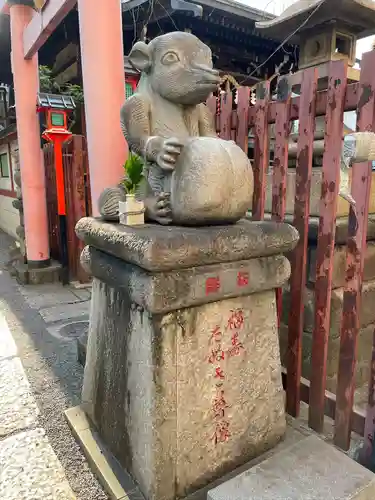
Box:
[98,32,254,226]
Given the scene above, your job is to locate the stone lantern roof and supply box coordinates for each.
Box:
[255,0,375,42]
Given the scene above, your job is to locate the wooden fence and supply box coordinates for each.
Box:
[41,52,375,458]
[44,135,91,283]
[208,50,375,459]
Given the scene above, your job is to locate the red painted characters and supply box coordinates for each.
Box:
[237,271,249,287]
[206,276,221,295]
[208,308,246,445]
[227,308,244,331]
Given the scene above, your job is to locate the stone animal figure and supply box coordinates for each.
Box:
[98,31,253,225]
[340,131,375,216]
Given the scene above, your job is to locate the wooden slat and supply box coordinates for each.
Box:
[308,61,348,432]
[271,76,291,222]
[271,77,292,328]
[248,81,360,126]
[206,95,218,133]
[286,67,318,418]
[83,137,92,216]
[252,81,270,221]
[281,369,365,437]
[236,87,250,152]
[334,50,375,451]
[74,136,91,282]
[219,91,232,140]
[67,136,90,283]
[43,143,60,262]
[361,328,375,465]
[63,140,75,280]
[44,135,91,283]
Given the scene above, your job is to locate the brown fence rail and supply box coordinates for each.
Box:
[44,135,91,284]
[208,50,375,459]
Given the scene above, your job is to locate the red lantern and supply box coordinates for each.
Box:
[37,93,75,284]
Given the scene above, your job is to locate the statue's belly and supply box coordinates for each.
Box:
[171,137,254,225]
[151,115,199,138]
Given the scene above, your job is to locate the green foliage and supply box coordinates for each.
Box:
[39,66,60,94]
[63,83,84,104]
[38,66,84,103]
[123,152,145,195]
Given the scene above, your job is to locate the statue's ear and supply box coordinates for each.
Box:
[128,42,152,73]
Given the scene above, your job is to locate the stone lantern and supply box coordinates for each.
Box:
[256,0,375,214]
[256,0,375,82]
[256,0,375,150]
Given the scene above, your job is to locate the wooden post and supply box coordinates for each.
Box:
[272,77,292,327]
[309,60,347,432]
[334,50,375,451]
[252,81,270,221]
[286,67,318,418]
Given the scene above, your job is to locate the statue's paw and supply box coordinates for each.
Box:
[154,192,172,224]
[145,192,173,225]
[157,138,185,171]
[98,186,126,221]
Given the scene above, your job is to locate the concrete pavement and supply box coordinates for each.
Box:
[0,230,107,499]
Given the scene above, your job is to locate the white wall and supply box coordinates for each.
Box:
[0,194,19,239]
[0,140,19,239]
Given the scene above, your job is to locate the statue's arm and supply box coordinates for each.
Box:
[198,103,217,137]
[120,95,164,162]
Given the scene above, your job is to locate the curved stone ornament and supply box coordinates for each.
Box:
[171,137,253,225]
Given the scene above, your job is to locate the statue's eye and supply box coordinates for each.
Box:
[161,52,180,65]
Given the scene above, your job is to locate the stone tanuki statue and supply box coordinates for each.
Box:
[73,31,298,500]
[98,31,254,225]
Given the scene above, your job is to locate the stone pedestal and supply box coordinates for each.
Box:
[74,217,298,500]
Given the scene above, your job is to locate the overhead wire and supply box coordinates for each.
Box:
[239,0,324,85]
[154,0,180,31]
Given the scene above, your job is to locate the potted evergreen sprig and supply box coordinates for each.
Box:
[119,152,146,226]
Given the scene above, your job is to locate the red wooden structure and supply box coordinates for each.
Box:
[207,49,375,457]
[42,49,375,459]
[44,135,91,284]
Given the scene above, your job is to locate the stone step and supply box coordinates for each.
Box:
[265,169,375,218]
[207,435,375,500]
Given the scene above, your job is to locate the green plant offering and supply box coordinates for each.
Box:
[123,152,145,195]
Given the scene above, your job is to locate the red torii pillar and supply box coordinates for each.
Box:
[77,0,128,216]
[9,3,50,266]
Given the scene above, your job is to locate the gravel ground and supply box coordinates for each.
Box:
[0,232,107,500]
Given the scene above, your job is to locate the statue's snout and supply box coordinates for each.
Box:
[193,64,221,84]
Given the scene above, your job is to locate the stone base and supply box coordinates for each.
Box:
[11,260,62,285]
[83,279,286,500]
[258,213,375,245]
[265,168,375,218]
[283,280,375,338]
[67,406,375,500]
[208,435,375,500]
[65,406,137,500]
[308,242,375,290]
[280,280,375,392]
[64,406,306,500]
[74,218,298,500]
[279,322,373,393]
